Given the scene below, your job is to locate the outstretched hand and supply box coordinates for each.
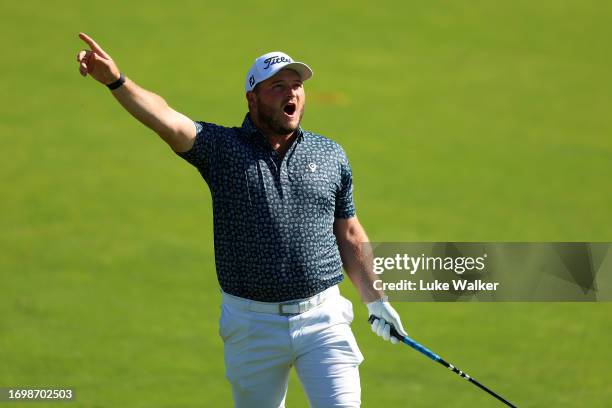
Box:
[76,33,121,85]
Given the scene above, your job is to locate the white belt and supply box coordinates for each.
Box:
[221,285,339,316]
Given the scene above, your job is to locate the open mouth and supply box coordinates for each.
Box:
[283,103,296,116]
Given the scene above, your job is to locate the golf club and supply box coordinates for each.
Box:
[368,315,518,407]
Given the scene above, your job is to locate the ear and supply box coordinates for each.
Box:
[246,91,257,111]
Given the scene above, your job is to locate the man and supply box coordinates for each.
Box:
[75,32,407,407]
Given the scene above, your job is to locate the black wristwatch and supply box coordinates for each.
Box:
[107,73,126,90]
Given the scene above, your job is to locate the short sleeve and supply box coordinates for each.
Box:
[334,149,356,219]
[175,121,221,183]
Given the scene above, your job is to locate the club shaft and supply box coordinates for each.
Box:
[436,357,517,408]
[368,316,517,407]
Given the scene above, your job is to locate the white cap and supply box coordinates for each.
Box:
[245,51,313,92]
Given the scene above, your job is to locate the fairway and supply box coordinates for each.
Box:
[1,1,611,407]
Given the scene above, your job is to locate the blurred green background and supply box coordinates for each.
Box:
[1,0,611,406]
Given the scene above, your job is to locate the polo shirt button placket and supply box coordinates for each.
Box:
[280,161,290,199]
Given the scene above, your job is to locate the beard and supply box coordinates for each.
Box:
[255,97,304,136]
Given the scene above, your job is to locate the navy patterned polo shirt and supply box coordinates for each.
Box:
[176,113,356,302]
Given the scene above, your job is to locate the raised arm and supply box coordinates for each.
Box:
[75,32,196,152]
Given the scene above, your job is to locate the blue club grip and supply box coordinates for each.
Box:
[368,315,441,362]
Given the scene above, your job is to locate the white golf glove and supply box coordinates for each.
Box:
[366,296,407,345]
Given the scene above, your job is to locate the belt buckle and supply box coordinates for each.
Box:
[279,302,300,316]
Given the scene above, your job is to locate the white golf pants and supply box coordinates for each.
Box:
[219,285,364,407]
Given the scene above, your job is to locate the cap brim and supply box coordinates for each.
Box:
[280,62,313,82]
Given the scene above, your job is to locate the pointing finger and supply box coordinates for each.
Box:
[78,32,110,59]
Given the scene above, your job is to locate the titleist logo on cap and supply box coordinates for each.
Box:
[263,55,292,70]
[245,51,312,92]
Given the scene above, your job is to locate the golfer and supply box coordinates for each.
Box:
[76,32,407,407]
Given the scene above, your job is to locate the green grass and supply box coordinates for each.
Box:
[1,0,611,407]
